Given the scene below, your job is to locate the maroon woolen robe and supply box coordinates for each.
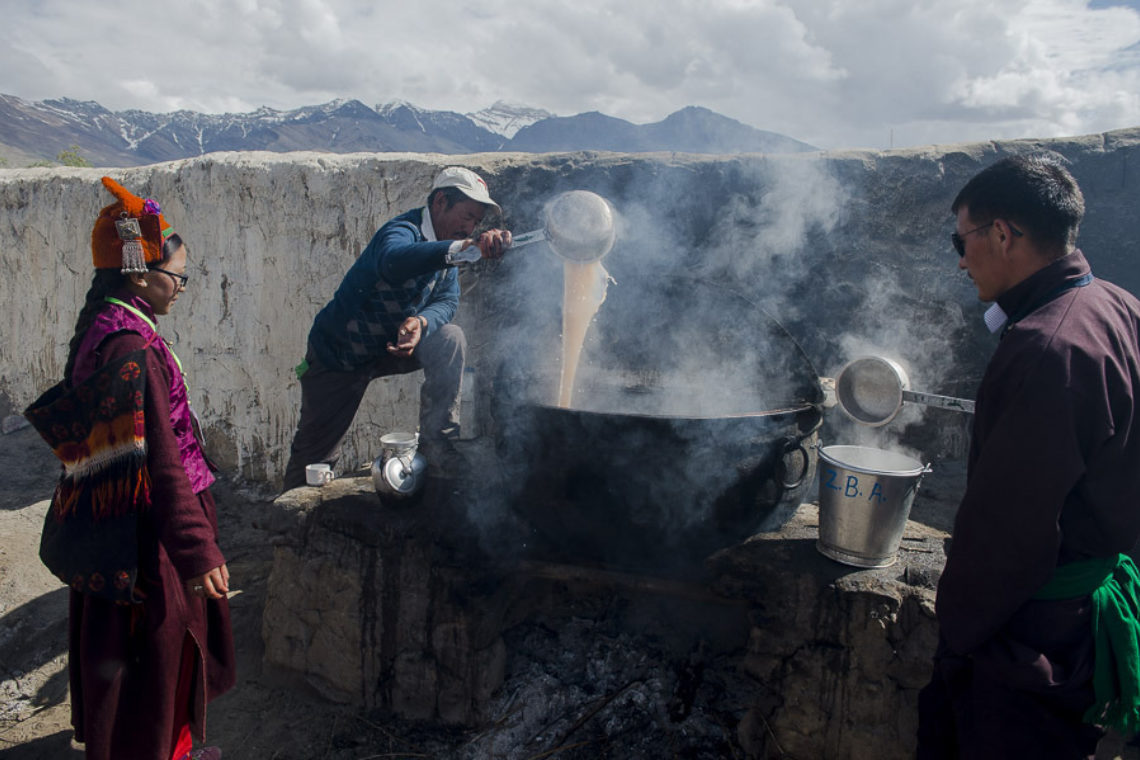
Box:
[67,330,235,760]
[919,250,1140,758]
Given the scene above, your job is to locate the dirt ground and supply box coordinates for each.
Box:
[1,416,1137,760]
[0,419,426,760]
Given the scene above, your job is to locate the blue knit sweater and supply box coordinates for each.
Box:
[307,208,459,371]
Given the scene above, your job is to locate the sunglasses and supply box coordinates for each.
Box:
[951,220,1023,257]
[951,222,993,257]
[150,266,189,289]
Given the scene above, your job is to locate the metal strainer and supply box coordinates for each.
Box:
[511,190,616,262]
[834,356,975,427]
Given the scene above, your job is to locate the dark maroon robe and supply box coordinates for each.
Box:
[67,330,235,760]
[918,250,1140,758]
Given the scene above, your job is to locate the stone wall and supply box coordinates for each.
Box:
[3,131,1139,483]
[261,478,508,722]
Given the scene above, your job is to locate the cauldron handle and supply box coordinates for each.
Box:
[775,435,811,490]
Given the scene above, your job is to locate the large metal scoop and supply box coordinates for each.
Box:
[834,356,975,427]
[511,190,616,262]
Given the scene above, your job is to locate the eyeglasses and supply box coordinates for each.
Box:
[150,266,189,289]
[951,220,1023,257]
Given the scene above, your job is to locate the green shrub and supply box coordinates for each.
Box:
[56,145,90,167]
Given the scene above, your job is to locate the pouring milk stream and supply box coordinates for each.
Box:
[506,190,617,408]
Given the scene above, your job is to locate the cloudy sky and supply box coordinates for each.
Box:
[3,0,1140,150]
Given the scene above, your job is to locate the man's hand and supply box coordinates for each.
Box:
[460,229,512,261]
[387,315,425,358]
[186,563,230,600]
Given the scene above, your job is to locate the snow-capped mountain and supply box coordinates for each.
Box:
[376,100,502,152]
[466,101,555,139]
[0,94,816,167]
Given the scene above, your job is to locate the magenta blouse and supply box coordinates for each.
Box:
[71,291,215,494]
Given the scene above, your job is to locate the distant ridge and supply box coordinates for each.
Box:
[0,94,817,167]
[511,106,815,154]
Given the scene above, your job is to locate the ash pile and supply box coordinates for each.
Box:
[452,615,753,759]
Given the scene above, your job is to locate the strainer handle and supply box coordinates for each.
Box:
[901,389,975,414]
[509,228,547,248]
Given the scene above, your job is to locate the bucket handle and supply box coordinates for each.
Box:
[809,442,935,478]
[776,436,811,490]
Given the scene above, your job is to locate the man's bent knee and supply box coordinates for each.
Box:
[420,323,466,368]
[432,323,466,352]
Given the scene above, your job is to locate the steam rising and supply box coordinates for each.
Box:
[461,155,972,560]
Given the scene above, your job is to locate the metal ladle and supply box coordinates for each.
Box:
[511,190,616,262]
[834,355,975,427]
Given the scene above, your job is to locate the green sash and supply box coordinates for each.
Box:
[1033,553,1140,734]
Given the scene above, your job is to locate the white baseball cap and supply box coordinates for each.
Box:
[431,166,500,214]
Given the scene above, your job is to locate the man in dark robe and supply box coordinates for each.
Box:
[917,156,1140,758]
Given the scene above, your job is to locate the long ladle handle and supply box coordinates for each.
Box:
[901,389,975,414]
[509,228,546,248]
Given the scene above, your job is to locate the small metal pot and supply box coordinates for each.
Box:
[371,432,428,500]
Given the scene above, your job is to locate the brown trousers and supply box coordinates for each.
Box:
[282,323,465,490]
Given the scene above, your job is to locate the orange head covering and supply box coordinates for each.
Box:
[90,177,178,272]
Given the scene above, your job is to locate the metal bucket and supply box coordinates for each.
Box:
[816,445,930,568]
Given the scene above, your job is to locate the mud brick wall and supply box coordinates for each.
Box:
[3,132,1139,484]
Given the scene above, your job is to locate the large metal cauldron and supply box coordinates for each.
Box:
[491,277,824,573]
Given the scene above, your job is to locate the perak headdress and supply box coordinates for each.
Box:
[90,177,177,273]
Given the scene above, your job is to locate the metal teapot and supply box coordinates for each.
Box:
[372,432,428,500]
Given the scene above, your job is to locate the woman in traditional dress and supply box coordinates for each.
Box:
[26,177,235,760]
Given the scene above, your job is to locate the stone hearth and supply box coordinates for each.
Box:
[261,468,946,759]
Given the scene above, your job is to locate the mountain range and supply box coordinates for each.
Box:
[0,94,816,167]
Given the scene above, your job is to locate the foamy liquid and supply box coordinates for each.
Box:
[558,259,609,408]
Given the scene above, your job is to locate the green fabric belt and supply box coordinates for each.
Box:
[1033,553,1140,734]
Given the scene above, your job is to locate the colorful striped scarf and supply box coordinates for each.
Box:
[24,349,151,602]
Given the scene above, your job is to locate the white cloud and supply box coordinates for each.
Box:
[0,0,1138,149]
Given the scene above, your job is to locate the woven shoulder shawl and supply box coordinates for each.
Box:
[24,349,151,603]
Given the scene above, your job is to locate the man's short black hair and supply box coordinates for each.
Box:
[427,186,471,210]
[951,155,1085,255]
